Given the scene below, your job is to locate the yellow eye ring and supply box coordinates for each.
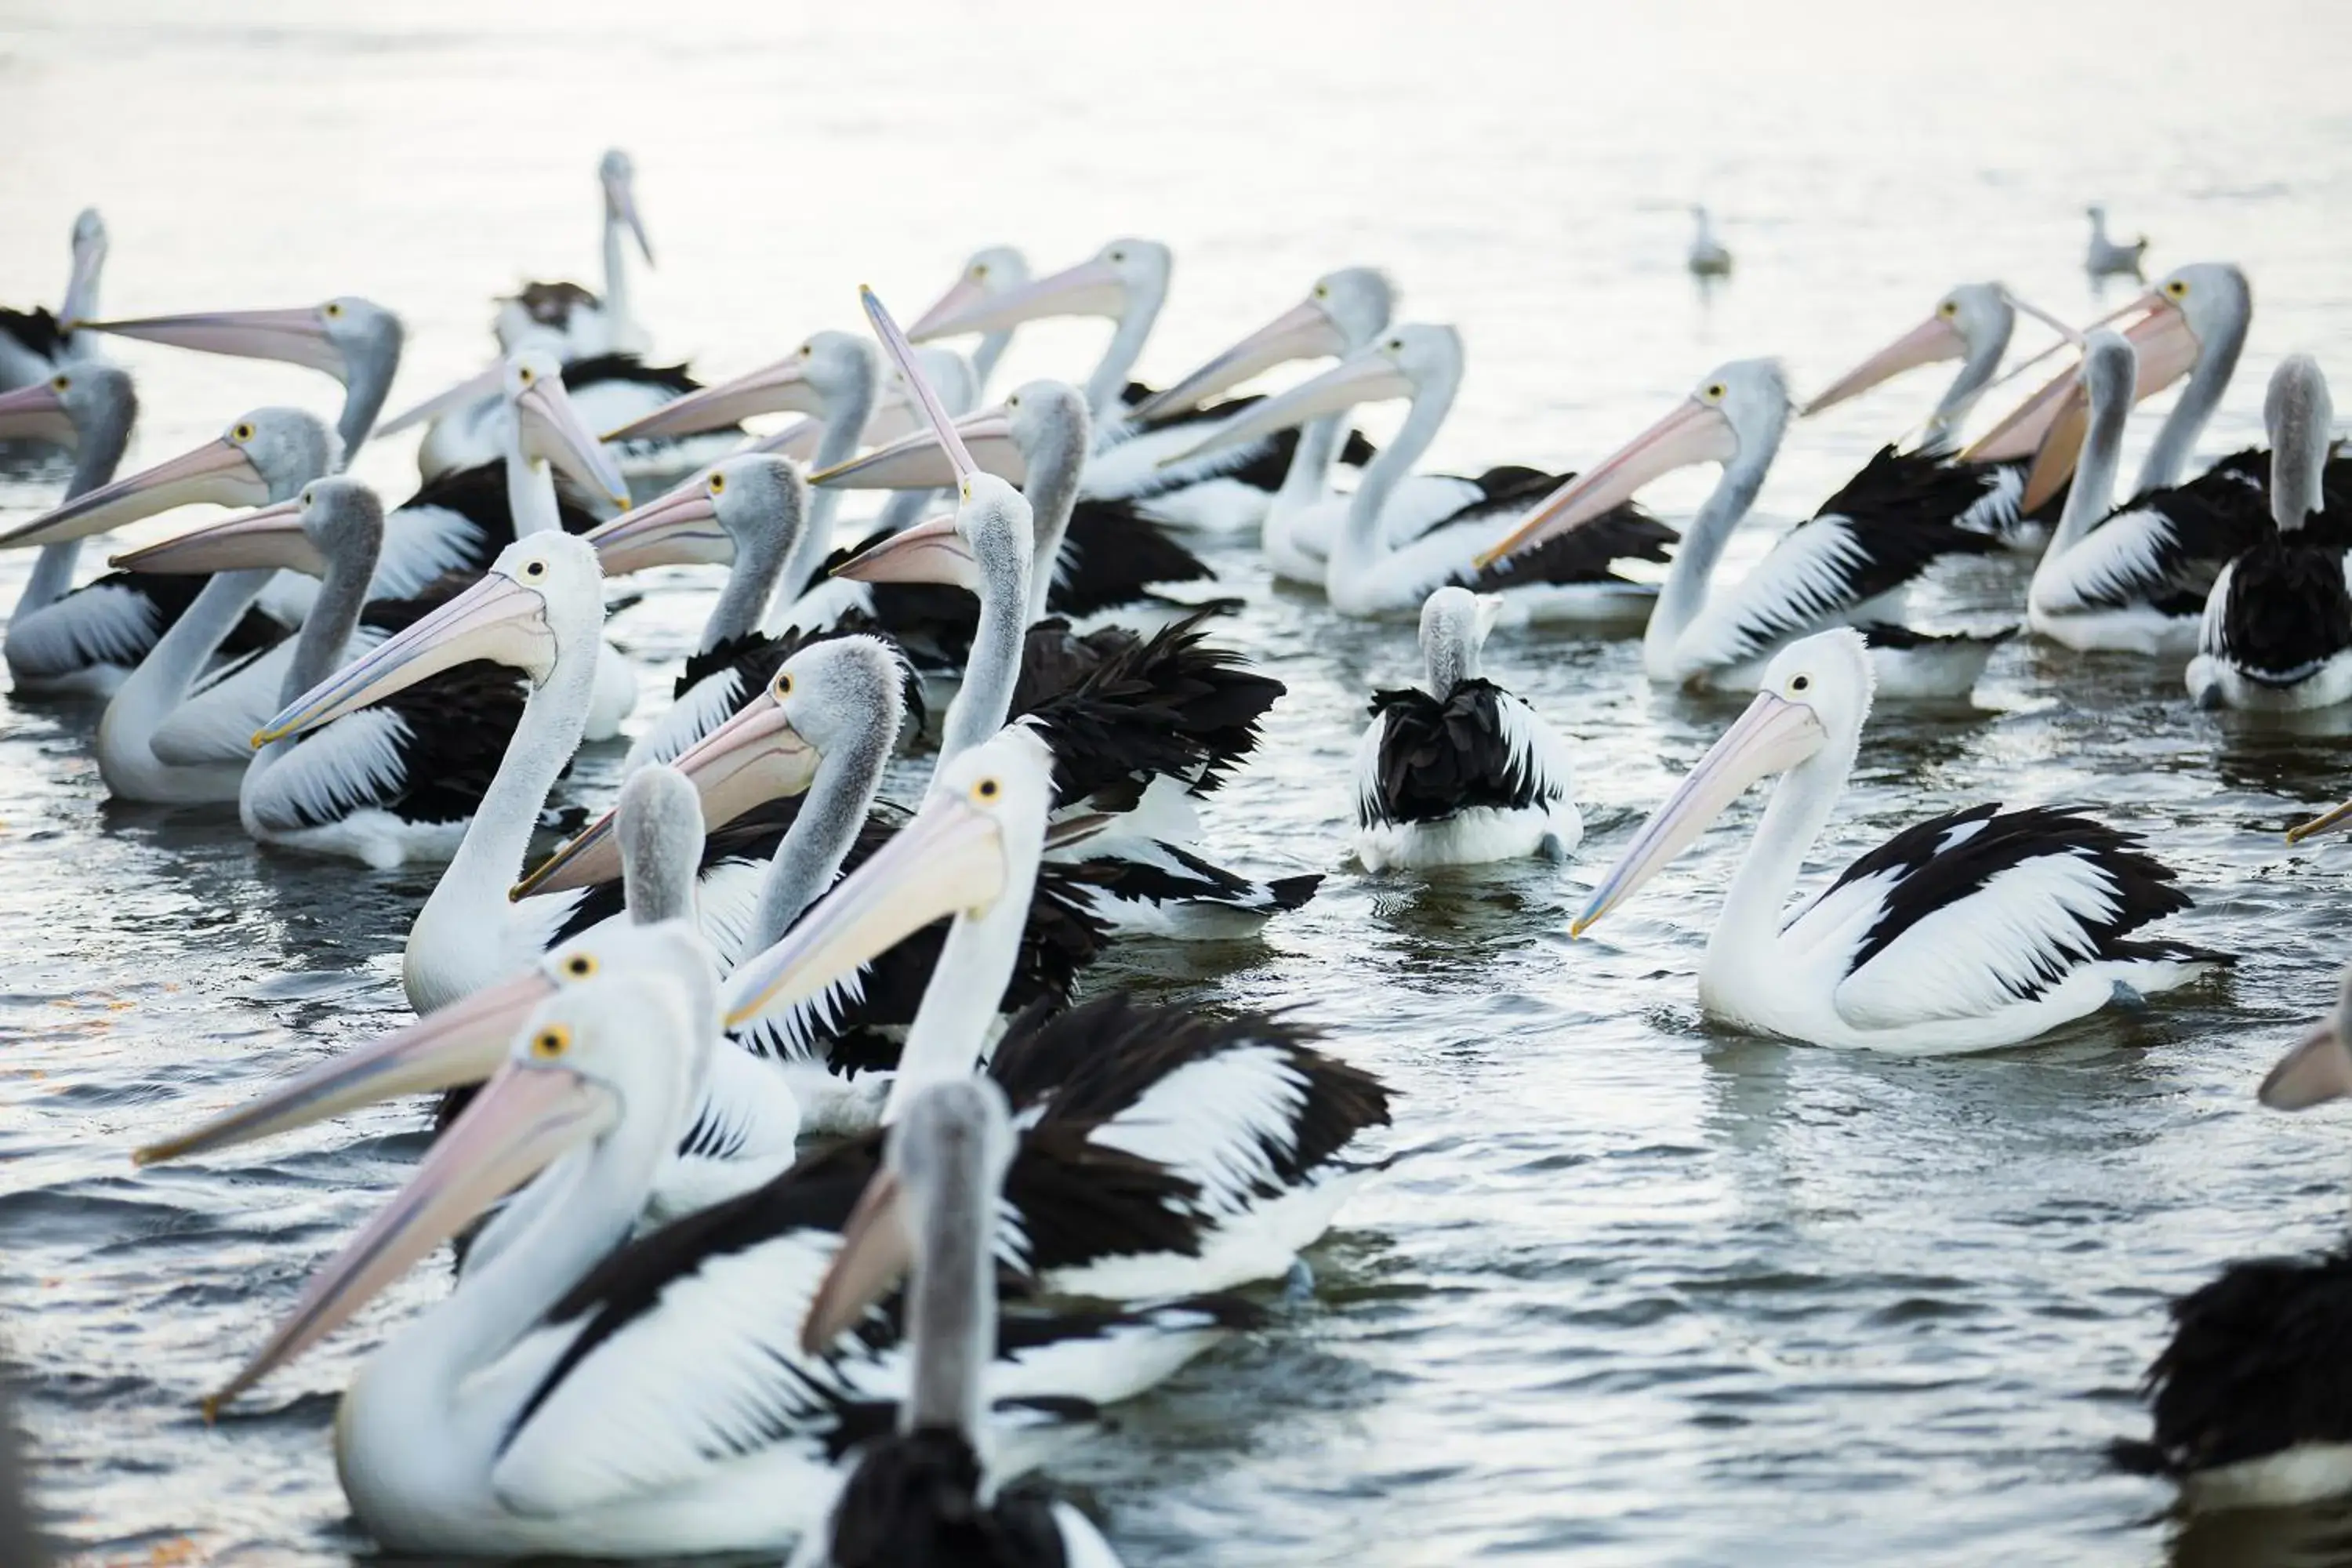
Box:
[325,301,343,318]
[799,343,814,358]
[517,365,535,384]
[232,422,256,442]
[523,559,546,577]
[50,375,69,392]
[2165,280,2189,299]
[972,263,989,280]
[530,1024,572,1058]
[1791,674,1812,693]
[1937,300,1958,317]
[708,472,727,495]
[971,775,1001,803]
[1314,284,1330,299]
[775,671,794,697]
[1704,383,1726,401]
[562,952,597,980]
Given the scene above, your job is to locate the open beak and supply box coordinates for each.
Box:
[0,379,77,445]
[724,791,1008,1029]
[1128,297,1348,424]
[909,256,1123,340]
[513,692,818,898]
[605,169,654,266]
[1171,347,1413,466]
[812,408,1022,490]
[2288,799,2352,845]
[831,512,975,590]
[604,357,819,442]
[203,1057,615,1414]
[583,484,730,575]
[82,307,346,380]
[1571,691,1826,936]
[800,1167,911,1352]
[376,363,501,440]
[109,496,325,576]
[1475,397,1735,570]
[135,969,557,1167]
[0,434,270,549]
[2259,1011,2352,1111]
[256,568,554,744]
[518,374,630,510]
[1802,314,1968,417]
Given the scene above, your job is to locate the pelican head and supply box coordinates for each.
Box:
[1572,628,1871,938]
[1173,322,1457,466]
[908,245,1033,343]
[61,207,107,329]
[1803,283,2015,417]
[814,377,1087,492]
[909,238,1171,341]
[586,452,804,575]
[2263,354,2333,532]
[1418,586,1502,694]
[2261,967,2352,1112]
[724,724,1054,1030]
[1478,358,1788,568]
[599,147,652,266]
[829,471,1031,593]
[1129,265,1394,424]
[602,330,877,443]
[198,962,705,1413]
[514,633,909,897]
[112,474,384,582]
[0,405,334,549]
[0,362,135,451]
[80,297,403,391]
[256,531,602,742]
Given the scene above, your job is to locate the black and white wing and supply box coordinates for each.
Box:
[1355,679,1573,829]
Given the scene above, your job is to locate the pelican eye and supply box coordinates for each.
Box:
[775,671,794,698]
[708,471,727,495]
[1386,336,1403,352]
[959,480,973,502]
[563,953,597,980]
[530,1024,572,1059]
[1790,674,1812,693]
[971,775,1002,803]
[50,375,68,393]
[324,301,343,318]
[1704,383,1726,401]
[517,365,535,385]
[799,343,814,358]
[1007,393,1021,408]
[523,558,546,578]
[301,487,315,506]
[232,422,256,442]
[972,263,989,280]
[1937,299,1958,318]
[1108,249,1127,263]
[2165,279,2189,299]
[1315,284,1330,299]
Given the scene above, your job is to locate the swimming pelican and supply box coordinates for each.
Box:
[188,953,1239,1557]
[1176,324,1676,622]
[2113,965,2352,1511]
[0,208,106,392]
[1686,205,1733,278]
[2188,356,2352,710]
[2085,205,2150,279]
[796,1078,1127,1568]
[1573,628,2230,1052]
[494,149,654,360]
[1479,359,2013,696]
[1355,587,1580,871]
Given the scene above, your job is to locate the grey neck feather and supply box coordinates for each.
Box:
[1021,402,1090,623]
[706,498,798,649]
[2269,365,2330,535]
[281,537,378,710]
[1645,428,1777,672]
[336,325,402,457]
[2136,306,2248,494]
[904,1168,993,1439]
[25,388,136,613]
[788,356,880,598]
[933,534,1030,776]
[1087,280,1166,420]
[1927,315,2010,445]
[751,712,895,944]
[1424,623,1479,695]
[621,808,699,927]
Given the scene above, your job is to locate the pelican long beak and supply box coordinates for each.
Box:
[1475,397,1736,571]
[1962,291,2197,469]
[801,1167,910,1352]
[907,270,993,343]
[724,793,1008,1029]
[376,363,501,439]
[910,256,1123,340]
[110,496,324,576]
[583,484,730,575]
[2288,799,2352,845]
[517,373,630,510]
[1571,691,1826,937]
[604,166,654,266]
[2259,1013,2352,1111]
[134,969,557,1167]
[812,409,1022,490]
[604,356,820,442]
[1128,297,1348,424]
[0,378,77,445]
[829,512,975,590]
[256,568,554,743]
[514,692,818,898]
[1801,314,1969,417]
[1170,347,1413,466]
[204,1058,615,1414]
[0,434,269,549]
[82,307,346,379]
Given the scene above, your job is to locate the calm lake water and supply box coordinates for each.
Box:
[9,2,2352,1563]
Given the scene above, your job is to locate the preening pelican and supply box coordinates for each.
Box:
[795,1079,1127,1568]
[1482,359,2013,697]
[1178,325,1675,622]
[1573,627,2230,1053]
[0,208,106,392]
[2187,356,2352,710]
[1355,587,1580,871]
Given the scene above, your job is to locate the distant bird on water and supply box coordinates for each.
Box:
[1687,205,1733,279]
[2085,205,2150,278]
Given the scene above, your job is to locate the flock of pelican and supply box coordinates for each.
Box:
[8,151,2352,1556]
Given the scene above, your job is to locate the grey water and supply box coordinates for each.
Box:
[9,0,2352,1563]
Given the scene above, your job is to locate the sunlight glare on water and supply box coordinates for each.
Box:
[7,0,2352,1563]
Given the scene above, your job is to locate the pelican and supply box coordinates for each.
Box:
[724,723,1393,1293]
[909,245,1031,394]
[1686,205,1733,278]
[1479,359,2013,697]
[2114,966,2352,1511]
[1355,588,1580,871]
[0,208,106,392]
[795,1079,1127,1568]
[1176,325,1676,622]
[494,149,654,360]
[2188,356,2352,710]
[186,949,1240,1558]
[2086,204,2150,279]
[1571,628,2230,1052]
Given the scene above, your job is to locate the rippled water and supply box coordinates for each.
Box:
[10,2,2352,1563]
